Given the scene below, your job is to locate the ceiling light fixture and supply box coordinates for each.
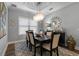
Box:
[33,2,44,21]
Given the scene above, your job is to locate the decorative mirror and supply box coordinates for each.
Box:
[51,16,62,32]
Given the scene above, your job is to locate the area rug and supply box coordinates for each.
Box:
[14,41,79,56]
[15,48,79,56]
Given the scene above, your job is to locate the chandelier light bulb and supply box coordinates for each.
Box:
[33,12,44,21]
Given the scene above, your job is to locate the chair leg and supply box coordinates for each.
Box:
[27,40,28,47]
[57,48,59,56]
[41,47,43,56]
[50,51,52,56]
[29,43,31,49]
[53,50,55,53]
[34,47,36,56]
[29,43,32,51]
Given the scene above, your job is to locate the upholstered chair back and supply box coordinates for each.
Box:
[29,32,34,45]
[26,31,29,41]
[47,31,52,38]
[52,34,60,48]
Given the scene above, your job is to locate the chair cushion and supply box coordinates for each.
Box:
[42,43,57,51]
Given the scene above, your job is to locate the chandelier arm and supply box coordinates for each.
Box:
[33,2,44,21]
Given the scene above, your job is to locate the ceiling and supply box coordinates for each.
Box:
[7,2,74,16]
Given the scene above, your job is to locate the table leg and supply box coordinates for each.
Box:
[40,43,42,56]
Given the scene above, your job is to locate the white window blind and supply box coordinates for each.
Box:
[19,17,37,35]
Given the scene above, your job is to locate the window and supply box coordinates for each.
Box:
[19,17,37,35]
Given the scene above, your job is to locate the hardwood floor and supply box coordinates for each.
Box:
[5,44,15,56]
[61,46,79,54]
[74,49,79,54]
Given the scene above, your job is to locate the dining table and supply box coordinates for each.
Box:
[35,34,50,56]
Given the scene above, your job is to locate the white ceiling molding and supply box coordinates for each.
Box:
[42,2,74,15]
[6,2,37,14]
[6,2,74,16]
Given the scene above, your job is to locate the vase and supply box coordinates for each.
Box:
[66,35,76,51]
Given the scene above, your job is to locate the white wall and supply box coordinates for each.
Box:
[8,7,33,42]
[45,3,79,48]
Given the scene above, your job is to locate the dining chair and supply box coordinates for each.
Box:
[41,32,60,56]
[25,31,30,47]
[46,31,52,38]
[28,31,40,56]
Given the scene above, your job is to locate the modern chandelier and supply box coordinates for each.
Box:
[33,2,44,21]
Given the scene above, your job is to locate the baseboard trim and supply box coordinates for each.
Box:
[2,43,8,56]
[8,39,26,45]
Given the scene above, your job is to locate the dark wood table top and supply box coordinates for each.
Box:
[35,35,50,42]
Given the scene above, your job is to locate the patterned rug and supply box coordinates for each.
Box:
[13,41,79,56]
